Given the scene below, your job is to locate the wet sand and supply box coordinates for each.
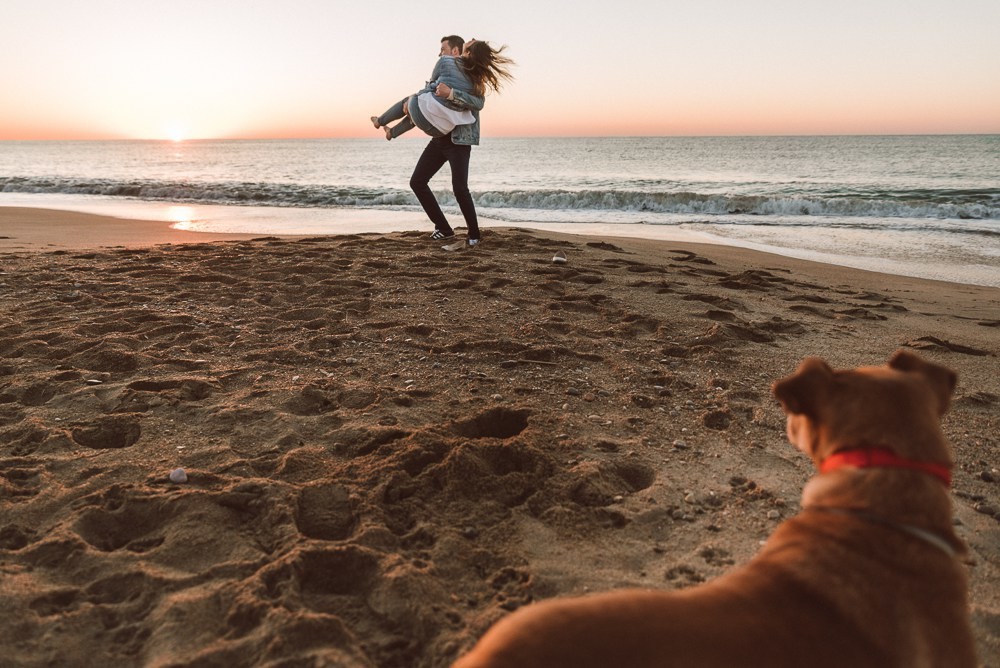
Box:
[1,207,998,666]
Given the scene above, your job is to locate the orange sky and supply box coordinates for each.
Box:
[2,1,998,140]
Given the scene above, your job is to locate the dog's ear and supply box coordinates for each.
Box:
[772,357,834,417]
[888,350,958,415]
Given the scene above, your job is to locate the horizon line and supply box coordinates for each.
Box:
[2,131,999,142]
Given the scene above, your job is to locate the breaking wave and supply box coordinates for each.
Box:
[2,176,998,223]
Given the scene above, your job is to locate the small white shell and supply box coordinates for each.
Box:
[169,468,188,484]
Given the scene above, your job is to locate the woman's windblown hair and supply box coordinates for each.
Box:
[462,41,515,96]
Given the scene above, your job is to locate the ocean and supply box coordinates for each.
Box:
[1,135,998,287]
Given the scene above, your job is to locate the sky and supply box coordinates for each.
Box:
[2,0,998,140]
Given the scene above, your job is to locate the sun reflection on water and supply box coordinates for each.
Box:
[166,205,196,230]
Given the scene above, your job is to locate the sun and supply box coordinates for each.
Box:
[166,124,187,143]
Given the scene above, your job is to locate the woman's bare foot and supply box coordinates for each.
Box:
[384,126,392,141]
[370,116,381,129]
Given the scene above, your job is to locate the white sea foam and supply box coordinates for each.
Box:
[3,177,998,222]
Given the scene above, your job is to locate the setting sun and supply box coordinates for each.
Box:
[166,125,186,143]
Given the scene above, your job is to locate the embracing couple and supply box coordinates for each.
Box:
[372,35,513,248]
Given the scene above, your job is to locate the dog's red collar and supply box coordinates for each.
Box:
[820,447,952,487]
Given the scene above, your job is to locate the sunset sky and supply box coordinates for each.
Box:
[3,0,998,140]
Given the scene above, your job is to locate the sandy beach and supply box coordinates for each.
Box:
[1,207,998,667]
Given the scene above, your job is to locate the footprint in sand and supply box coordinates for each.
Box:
[487,277,517,290]
[697,322,776,345]
[29,589,81,617]
[618,314,663,337]
[553,294,607,315]
[422,438,553,511]
[246,542,453,665]
[787,304,835,319]
[451,407,531,440]
[263,545,382,609]
[832,307,888,321]
[905,336,991,356]
[18,381,58,407]
[669,250,717,266]
[698,310,739,322]
[568,460,657,507]
[71,415,142,450]
[328,426,410,458]
[682,293,743,311]
[281,386,337,416]
[438,277,480,291]
[404,324,435,337]
[295,483,358,541]
[702,409,733,431]
[785,294,833,305]
[0,463,44,501]
[84,571,162,609]
[0,523,37,549]
[627,279,675,294]
[569,271,605,285]
[4,421,61,456]
[623,263,663,275]
[587,241,626,252]
[337,385,380,410]
[759,317,807,336]
[70,343,141,373]
[717,270,790,292]
[73,497,169,553]
[127,378,215,401]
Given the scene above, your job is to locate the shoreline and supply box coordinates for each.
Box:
[2,204,998,290]
[1,207,998,665]
[0,207,263,250]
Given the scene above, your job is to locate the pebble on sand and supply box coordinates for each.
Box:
[169,468,188,484]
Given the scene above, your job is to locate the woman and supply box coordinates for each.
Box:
[372,39,513,142]
[371,52,475,141]
[402,39,514,247]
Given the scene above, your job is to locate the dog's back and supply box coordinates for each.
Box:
[455,513,974,667]
[454,352,976,668]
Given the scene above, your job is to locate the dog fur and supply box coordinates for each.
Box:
[454,351,976,667]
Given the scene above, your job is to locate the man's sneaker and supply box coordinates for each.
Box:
[430,229,455,240]
[467,238,481,247]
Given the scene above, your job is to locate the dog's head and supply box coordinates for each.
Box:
[772,351,957,466]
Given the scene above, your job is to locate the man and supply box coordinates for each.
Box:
[440,34,463,57]
[409,36,486,248]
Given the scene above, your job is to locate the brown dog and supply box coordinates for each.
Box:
[454,351,976,667]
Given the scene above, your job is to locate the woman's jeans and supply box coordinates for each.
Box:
[377,98,415,139]
[409,135,479,240]
[378,95,446,140]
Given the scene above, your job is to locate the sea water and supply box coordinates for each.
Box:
[1,135,997,287]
